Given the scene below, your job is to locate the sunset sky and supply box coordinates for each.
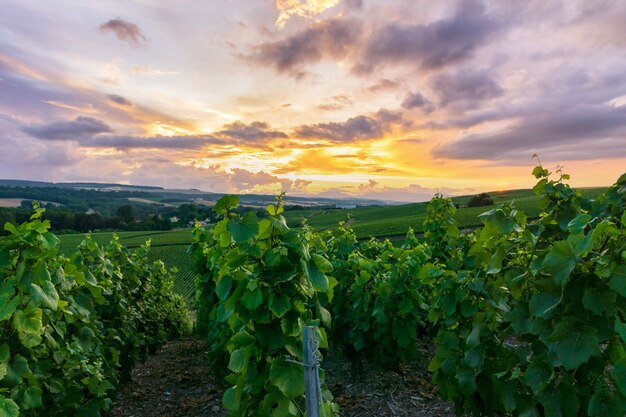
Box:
[1,0,625,202]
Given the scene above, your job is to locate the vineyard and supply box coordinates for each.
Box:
[0,207,191,417]
[57,229,196,302]
[190,165,626,416]
[1,165,625,417]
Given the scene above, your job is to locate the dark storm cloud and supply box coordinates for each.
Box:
[99,18,146,45]
[249,18,361,77]
[401,92,434,112]
[22,116,112,140]
[108,94,133,106]
[433,104,626,160]
[294,109,404,142]
[430,69,504,106]
[216,121,288,141]
[354,0,501,74]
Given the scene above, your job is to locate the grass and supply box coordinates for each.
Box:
[283,187,606,239]
[57,186,607,301]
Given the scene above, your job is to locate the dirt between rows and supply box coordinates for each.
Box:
[108,337,456,417]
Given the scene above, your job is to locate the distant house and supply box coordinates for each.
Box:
[336,203,357,209]
[191,218,213,227]
[169,216,180,223]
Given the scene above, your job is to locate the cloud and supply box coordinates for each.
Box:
[433,104,626,161]
[22,116,113,140]
[284,179,312,193]
[354,0,501,74]
[86,135,223,150]
[366,79,399,93]
[431,69,504,107]
[108,94,133,106]
[129,65,180,76]
[294,109,404,142]
[230,167,291,190]
[99,18,146,45]
[358,179,378,191]
[401,92,434,112]
[318,93,353,111]
[274,0,341,27]
[249,18,361,77]
[354,183,461,202]
[216,121,289,141]
[20,117,289,151]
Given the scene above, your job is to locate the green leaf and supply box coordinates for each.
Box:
[317,302,331,328]
[523,359,552,394]
[0,345,9,380]
[487,246,506,274]
[230,330,255,348]
[270,294,291,318]
[547,321,599,370]
[466,322,480,348]
[30,281,59,311]
[223,386,242,411]
[270,358,304,397]
[14,308,43,335]
[302,259,329,292]
[609,265,626,297]
[567,214,591,234]
[0,398,19,417]
[228,348,249,373]
[214,195,240,215]
[0,248,10,269]
[533,166,549,179]
[582,287,614,315]
[215,275,232,301]
[529,293,561,318]
[227,212,259,242]
[587,391,622,416]
[542,240,576,285]
[5,356,31,385]
[614,360,626,396]
[455,366,477,396]
[241,288,263,311]
[311,254,333,273]
[0,294,20,322]
[18,386,42,410]
[617,319,626,344]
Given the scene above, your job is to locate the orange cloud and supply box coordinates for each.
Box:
[274,0,340,27]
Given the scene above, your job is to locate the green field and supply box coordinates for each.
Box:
[283,187,606,238]
[57,187,606,302]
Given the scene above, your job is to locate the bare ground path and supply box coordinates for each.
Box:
[109,337,456,417]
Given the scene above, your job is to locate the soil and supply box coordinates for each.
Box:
[109,337,456,417]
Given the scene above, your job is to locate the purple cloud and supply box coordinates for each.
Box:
[433,104,626,160]
[22,116,112,140]
[99,18,146,45]
[294,109,404,142]
[354,0,501,74]
[248,18,361,77]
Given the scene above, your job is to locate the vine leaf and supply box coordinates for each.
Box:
[0,398,19,417]
[547,321,599,370]
[270,358,304,397]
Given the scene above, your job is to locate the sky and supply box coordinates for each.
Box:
[0,0,625,202]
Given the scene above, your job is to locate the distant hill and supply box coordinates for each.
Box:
[0,179,391,209]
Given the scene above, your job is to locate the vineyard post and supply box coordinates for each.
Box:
[303,326,320,417]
